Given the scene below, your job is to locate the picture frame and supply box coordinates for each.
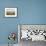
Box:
[5,8,17,17]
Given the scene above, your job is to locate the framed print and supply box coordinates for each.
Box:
[5,8,17,17]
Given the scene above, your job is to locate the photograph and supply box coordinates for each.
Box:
[5,8,17,17]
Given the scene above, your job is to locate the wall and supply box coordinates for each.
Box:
[0,0,46,44]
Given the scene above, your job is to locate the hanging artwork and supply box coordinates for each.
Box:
[5,8,17,17]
